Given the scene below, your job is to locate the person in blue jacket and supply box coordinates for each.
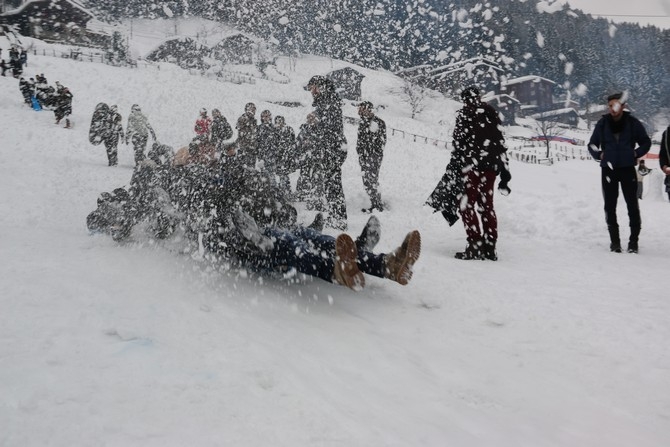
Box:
[588,92,651,253]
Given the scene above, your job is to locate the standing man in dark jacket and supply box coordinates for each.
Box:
[306,75,348,230]
[356,101,387,212]
[210,108,233,150]
[451,86,508,261]
[588,92,651,253]
[658,125,670,202]
[235,102,258,169]
[104,105,124,166]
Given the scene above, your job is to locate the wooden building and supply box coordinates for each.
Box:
[502,75,556,113]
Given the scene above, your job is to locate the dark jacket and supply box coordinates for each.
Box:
[452,101,506,171]
[659,128,670,172]
[275,125,296,174]
[356,115,386,160]
[587,112,651,169]
[104,110,124,147]
[312,84,347,169]
[256,122,278,171]
[210,115,233,149]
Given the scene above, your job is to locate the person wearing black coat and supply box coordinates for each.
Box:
[274,115,296,197]
[356,101,387,212]
[659,126,670,202]
[54,87,73,128]
[450,86,509,261]
[306,75,348,230]
[210,108,233,150]
[587,92,651,253]
[104,105,124,166]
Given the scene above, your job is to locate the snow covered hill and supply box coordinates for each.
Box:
[1,33,669,447]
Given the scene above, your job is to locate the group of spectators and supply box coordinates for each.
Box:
[0,45,27,78]
[84,74,423,291]
[16,71,73,128]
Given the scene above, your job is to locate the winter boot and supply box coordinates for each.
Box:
[233,207,274,251]
[307,212,324,232]
[482,240,498,261]
[333,234,365,291]
[608,225,621,253]
[355,215,381,253]
[455,239,483,260]
[384,230,421,285]
[627,226,640,253]
[64,119,71,129]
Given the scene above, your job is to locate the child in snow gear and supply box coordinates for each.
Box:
[54,87,73,128]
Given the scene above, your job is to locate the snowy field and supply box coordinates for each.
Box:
[1,34,670,446]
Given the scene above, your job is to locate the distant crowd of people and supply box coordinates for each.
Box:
[15,70,74,128]
[0,45,28,78]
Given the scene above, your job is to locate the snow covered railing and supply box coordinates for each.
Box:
[343,115,450,149]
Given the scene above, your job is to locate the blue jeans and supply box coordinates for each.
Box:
[263,227,386,282]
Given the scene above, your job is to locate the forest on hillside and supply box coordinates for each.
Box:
[85,0,670,126]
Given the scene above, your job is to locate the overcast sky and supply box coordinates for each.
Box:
[558,0,670,28]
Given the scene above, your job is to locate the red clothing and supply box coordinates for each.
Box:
[194,117,212,137]
[459,169,497,242]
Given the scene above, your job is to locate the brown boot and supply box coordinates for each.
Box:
[384,230,421,285]
[333,234,365,291]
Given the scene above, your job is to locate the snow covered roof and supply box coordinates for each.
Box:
[1,0,94,18]
[482,93,521,104]
[531,108,579,119]
[502,75,556,86]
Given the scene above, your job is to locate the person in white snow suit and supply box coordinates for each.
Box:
[126,104,156,165]
[104,105,124,166]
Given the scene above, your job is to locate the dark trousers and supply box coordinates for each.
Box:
[601,166,640,229]
[131,134,148,165]
[460,169,497,242]
[324,166,347,229]
[105,141,118,166]
[359,155,383,208]
[264,227,385,283]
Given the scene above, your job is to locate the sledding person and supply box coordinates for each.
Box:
[588,92,651,253]
[659,125,670,203]
[210,108,233,150]
[126,104,156,165]
[104,105,124,167]
[54,87,73,128]
[236,102,258,168]
[233,209,422,290]
[306,75,349,230]
[356,101,387,212]
[194,108,212,141]
[439,86,510,261]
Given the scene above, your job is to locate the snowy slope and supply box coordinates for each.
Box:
[1,38,669,447]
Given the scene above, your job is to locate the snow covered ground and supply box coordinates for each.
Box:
[1,34,670,446]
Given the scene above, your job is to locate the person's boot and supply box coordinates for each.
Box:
[608,225,621,253]
[455,239,483,260]
[355,215,381,253]
[64,119,71,129]
[482,239,498,261]
[307,212,324,232]
[333,234,365,291]
[384,230,421,285]
[233,207,274,251]
[627,226,640,253]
